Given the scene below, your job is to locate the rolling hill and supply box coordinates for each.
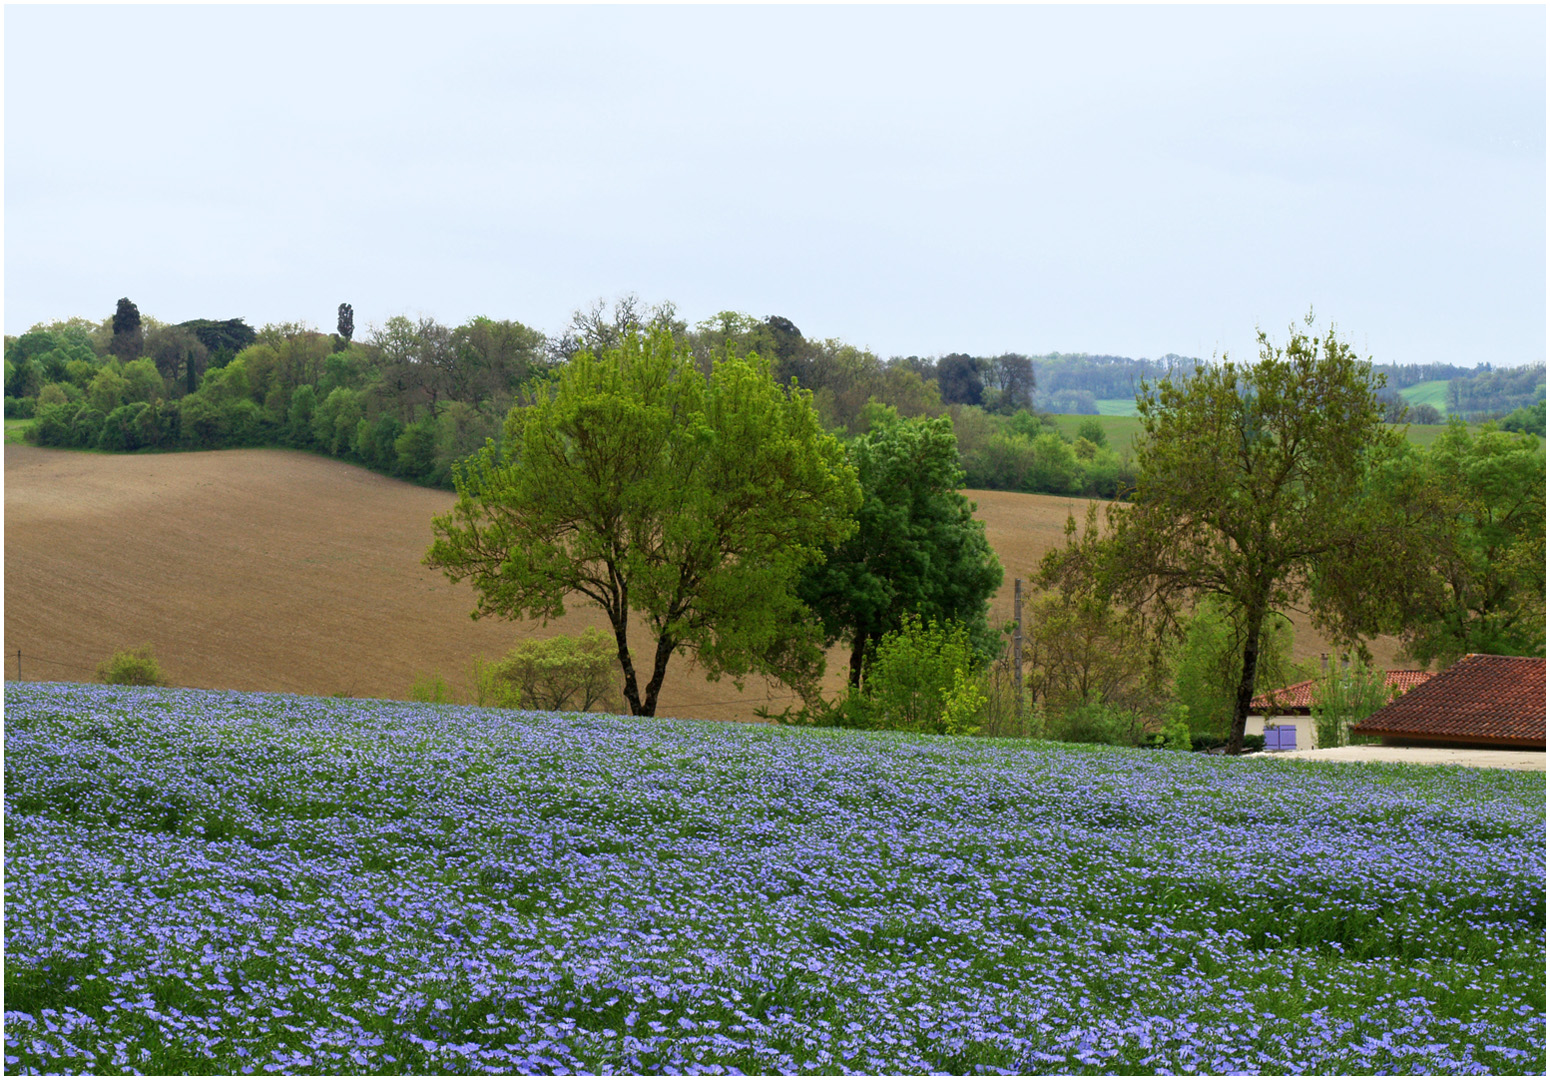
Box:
[4,444,1404,721]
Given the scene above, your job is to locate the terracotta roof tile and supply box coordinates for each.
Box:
[1350,654,1546,748]
[1251,670,1433,713]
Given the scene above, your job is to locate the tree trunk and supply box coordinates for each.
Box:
[848,632,872,688]
[610,610,644,716]
[1228,595,1270,755]
[640,633,678,718]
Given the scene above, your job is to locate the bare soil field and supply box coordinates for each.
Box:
[4,445,1403,723]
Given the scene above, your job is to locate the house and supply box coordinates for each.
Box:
[1350,654,1545,750]
[1251,669,1435,716]
[1248,669,1433,751]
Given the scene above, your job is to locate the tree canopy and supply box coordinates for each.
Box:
[1383,421,1545,666]
[425,329,861,717]
[798,414,1003,686]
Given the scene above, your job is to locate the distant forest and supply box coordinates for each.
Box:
[5,297,1544,500]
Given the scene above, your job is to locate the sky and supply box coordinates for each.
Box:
[5,5,1545,368]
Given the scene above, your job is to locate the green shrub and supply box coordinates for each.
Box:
[941,666,987,736]
[69,405,106,448]
[468,656,524,710]
[408,671,456,704]
[863,615,984,735]
[1311,660,1394,748]
[1182,732,1266,754]
[27,402,73,446]
[98,402,151,452]
[96,645,167,687]
[1047,698,1143,747]
[1157,703,1192,750]
[491,628,622,713]
[5,396,36,419]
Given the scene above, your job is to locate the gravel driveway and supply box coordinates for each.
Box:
[1267,745,1545,771]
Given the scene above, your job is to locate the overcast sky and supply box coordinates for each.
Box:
[5,5,1544,367]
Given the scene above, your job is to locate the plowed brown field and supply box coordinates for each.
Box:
[4,444,1402,721]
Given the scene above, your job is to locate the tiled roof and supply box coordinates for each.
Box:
[1252,670,1434,713]
[1351,654,1546,748]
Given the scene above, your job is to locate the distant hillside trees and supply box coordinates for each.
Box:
[109,298,143,361]
[1500,397,1546,439]
[1448,364,1546,419]
[178,318,257,369]
[12,303,549,488]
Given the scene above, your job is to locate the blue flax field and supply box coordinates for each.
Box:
[4,682,1545,1074]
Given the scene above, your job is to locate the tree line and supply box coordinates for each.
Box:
[4,297,1129,496]
[427,312,1543,745]
[7,298,1541,740]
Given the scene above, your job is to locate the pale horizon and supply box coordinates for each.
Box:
[6,5,1544,369]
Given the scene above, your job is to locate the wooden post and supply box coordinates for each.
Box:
[1012,578,1024,716]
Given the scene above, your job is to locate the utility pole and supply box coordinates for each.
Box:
[1012,578,1024,716]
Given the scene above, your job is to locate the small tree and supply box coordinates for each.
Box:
[860,615,985,735]
[798,414,1002,686]
[1310,660,1394,749]
[409,671,455,704]
[97,644,167,686]
[490,628,623,713]
[337,303,354,344]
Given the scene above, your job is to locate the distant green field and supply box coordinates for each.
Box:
[5,418,31,445]
[1400,380,1450,412]
[1045,413,1467,451]
[1400,421,1480,449]
[1048,414,1144,446]
[1094,398,1140,417]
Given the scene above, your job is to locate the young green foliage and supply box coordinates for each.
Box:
[96,644,167,687]
[408,671,455,704]
[490,629,622,713]
[1310,660,1395,749]
[1380,421,1545,666]
[859,614,985,735]
[426,330,861,717]
[1170,596,1301,738]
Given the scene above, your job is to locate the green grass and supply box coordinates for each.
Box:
[1401,380,1451,412]
[6,417,32,444]
[1045,413,1470,451]
[1047,414,1144,447]
[1094,398,1141,417]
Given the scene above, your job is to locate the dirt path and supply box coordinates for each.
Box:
[1273,746,1546,771]
[5,444,1404,722]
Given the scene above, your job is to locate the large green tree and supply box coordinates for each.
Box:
[1384,420,1545,665]
[798,414,1003,686]
[1054,316,1408,754]
[425,329,861,717]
